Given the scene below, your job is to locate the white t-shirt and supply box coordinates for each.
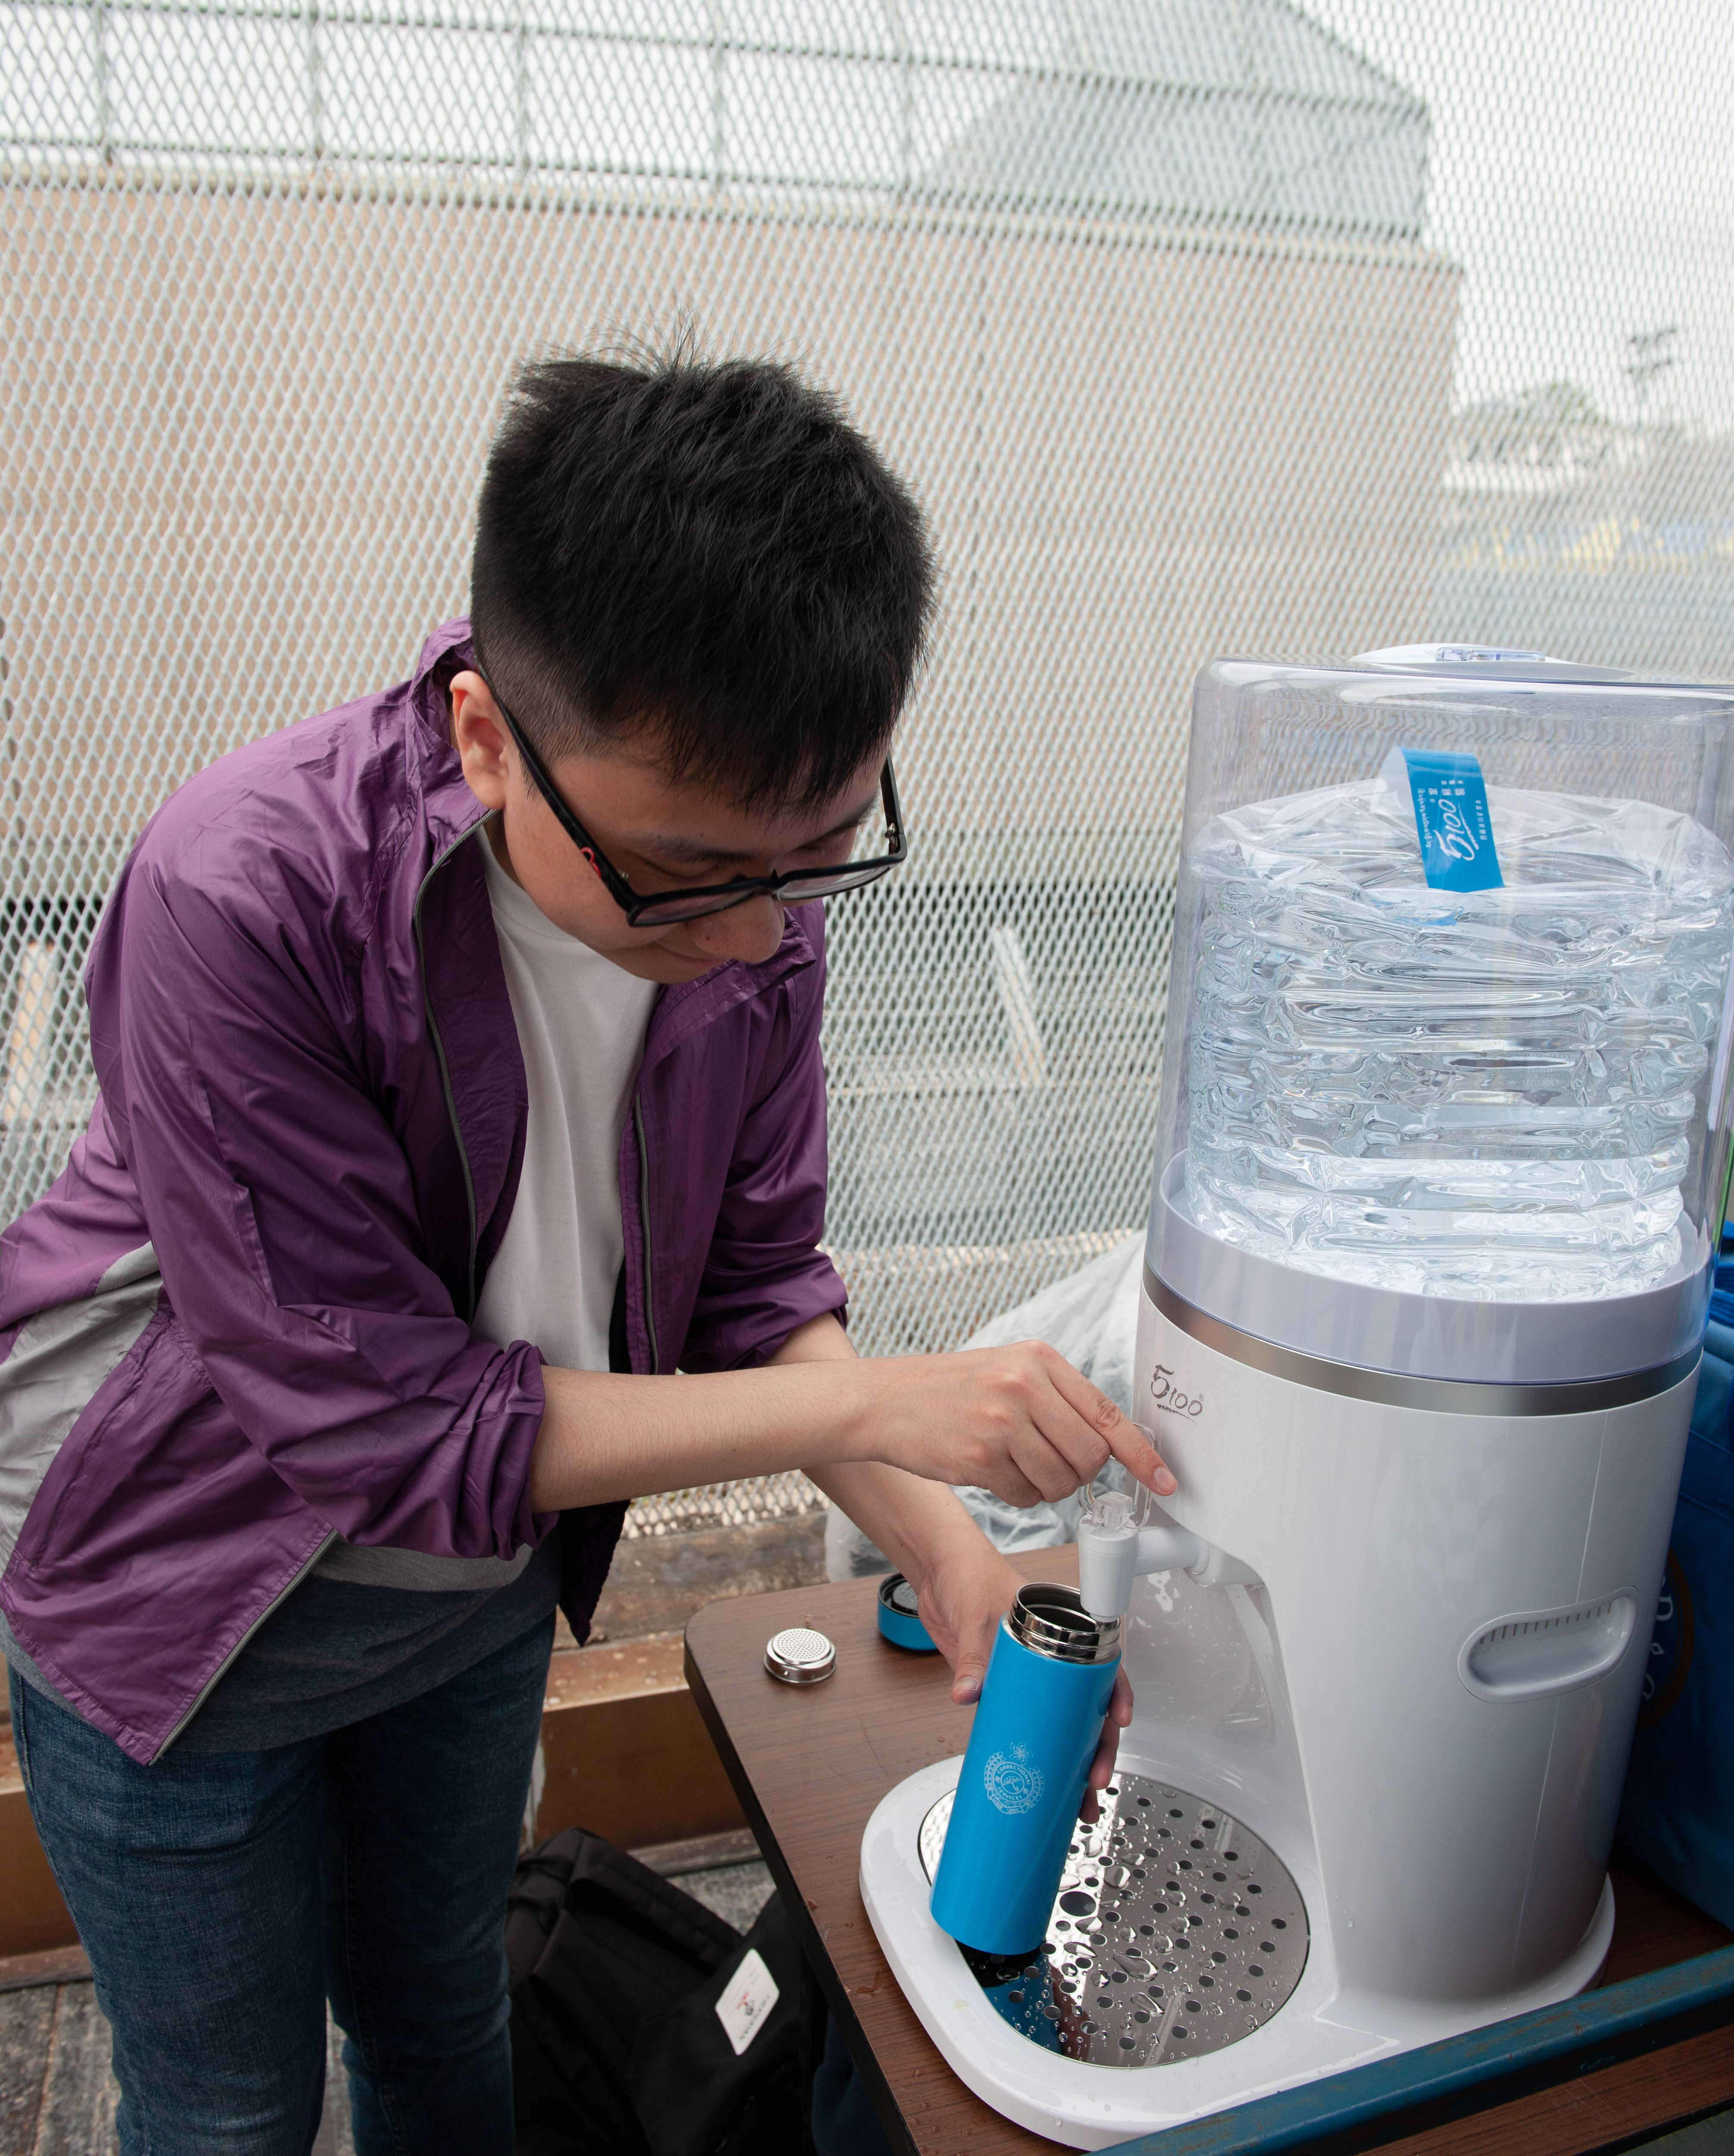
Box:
[316,822,657,1587]
[471,826,659,1370]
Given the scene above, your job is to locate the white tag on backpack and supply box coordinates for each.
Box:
[714,1947,780,2056]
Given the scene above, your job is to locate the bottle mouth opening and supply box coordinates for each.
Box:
[1009,1582,1122,1664]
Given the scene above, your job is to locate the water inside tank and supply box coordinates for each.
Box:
[1185,777,1734,1300]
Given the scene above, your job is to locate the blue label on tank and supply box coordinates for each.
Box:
[1391,747,1503,892]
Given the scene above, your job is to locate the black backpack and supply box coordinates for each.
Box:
[506,1827,808,2156]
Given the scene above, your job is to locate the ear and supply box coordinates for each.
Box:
[450,670,512,811]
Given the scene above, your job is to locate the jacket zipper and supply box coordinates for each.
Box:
[413,824,485,1319]
[154,1529,338,1756]
[158,824,486,1758]
[634,1095,659,1374]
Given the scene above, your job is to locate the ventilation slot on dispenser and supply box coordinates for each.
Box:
[1458,1592,1638,1702]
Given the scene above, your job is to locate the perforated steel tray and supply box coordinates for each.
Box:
[919,1773,1308,2068]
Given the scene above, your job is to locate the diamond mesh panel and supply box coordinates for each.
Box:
[4,2,1733,1540]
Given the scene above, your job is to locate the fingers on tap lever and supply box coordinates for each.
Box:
[1063,1364,1177,1497]
[1030,1345,1179,1499]
[1113,1414,1178,1498]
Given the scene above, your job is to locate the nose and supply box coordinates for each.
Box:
[684,893,786,966]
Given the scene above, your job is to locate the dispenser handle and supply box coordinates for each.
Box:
[1457,1591,1638,1702]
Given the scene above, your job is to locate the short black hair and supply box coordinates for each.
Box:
[469,348,934,812]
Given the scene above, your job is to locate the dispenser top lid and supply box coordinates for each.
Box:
[1351,642,1637,682]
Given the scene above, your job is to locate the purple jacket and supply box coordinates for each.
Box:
[0,621,845,1763]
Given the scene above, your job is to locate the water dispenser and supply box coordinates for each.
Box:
[859,648,1734,2147]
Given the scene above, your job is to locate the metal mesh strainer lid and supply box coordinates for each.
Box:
[765,1627,837,1685]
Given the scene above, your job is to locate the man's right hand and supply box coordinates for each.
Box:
[847,1340,1178,1506]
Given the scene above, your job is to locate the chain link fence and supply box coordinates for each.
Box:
[4,0,1734,1536]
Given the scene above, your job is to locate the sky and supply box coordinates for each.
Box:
[1304,0,1734,432]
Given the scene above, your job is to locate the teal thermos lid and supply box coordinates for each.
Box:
[877,1572,938,1652]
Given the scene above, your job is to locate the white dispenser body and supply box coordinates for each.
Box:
[1128,1278,1691,2015]
[859,1267,1693,2147]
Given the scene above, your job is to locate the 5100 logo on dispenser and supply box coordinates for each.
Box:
[1149,1365,1204,1418]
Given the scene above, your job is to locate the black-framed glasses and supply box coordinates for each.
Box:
[489,687,907,927]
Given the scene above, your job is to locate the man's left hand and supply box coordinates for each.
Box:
[912,1535,1133,1826]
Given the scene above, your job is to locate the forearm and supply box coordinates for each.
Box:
[767,1314,992,1596]
[526,1316,970,1566]
[814,1457,991,1590]
[527,1352,870,1511]
[526,1314,986,1586]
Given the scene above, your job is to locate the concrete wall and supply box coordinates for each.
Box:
[0,174,1459,877]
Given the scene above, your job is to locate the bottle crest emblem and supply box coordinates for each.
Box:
[983,1744,1046,1816]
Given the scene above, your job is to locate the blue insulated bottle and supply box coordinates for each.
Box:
[930,1583,1122,1957]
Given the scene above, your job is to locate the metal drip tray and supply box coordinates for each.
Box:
[918,1775,1308,2068]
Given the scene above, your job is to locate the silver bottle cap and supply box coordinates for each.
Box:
[764,1626,837,1685]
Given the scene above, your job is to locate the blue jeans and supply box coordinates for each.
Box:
[9,1614,554,2156]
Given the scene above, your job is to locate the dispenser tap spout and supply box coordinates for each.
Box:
[1076,1489,1209,1620]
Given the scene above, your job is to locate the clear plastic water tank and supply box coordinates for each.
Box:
[1147,648,1734,1383]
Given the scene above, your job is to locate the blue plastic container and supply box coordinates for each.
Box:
[1617,1224,1734,1929]
[877,1572,938,1653]
[929,1583,1122,1957]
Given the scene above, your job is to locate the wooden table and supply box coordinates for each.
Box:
[684,1547,1734,2156]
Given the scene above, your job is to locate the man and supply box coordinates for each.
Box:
[0,350,1170,2153]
